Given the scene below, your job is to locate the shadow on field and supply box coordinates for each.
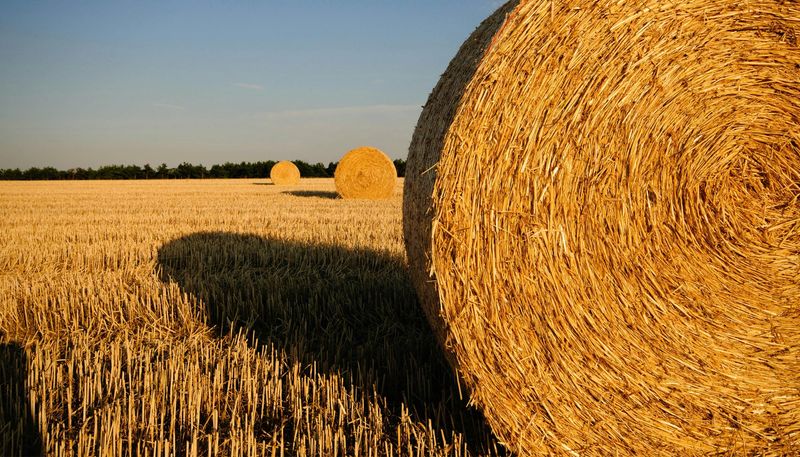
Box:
[251,182,274,186]
[282,190,338,199]
[0,340,42,457]
[157,232,500,454]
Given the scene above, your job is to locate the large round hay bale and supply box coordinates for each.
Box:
[334,147,397,199]
[404,1,800,455]
[270,160,300,185]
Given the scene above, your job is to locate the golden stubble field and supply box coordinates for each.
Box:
[0,178,504,457]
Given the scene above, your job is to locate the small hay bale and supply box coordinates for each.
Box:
[403,1,800,455]
[270,160,300,185]
[334,147,397,199]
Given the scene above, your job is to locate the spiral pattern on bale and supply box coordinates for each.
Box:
[270,161,301,185]
[403,1,800,455]
[334,147,397,199]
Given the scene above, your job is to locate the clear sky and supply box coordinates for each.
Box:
[0,1,504,169]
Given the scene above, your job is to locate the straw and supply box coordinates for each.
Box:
[404,1,800,454]
[335,147,397,199]
[270,161,301,185]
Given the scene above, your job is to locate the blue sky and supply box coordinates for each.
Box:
[0,1,504,169]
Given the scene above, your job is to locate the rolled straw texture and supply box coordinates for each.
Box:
[403,1,800,455]
[334,147,397,199]
[270,160,301,185]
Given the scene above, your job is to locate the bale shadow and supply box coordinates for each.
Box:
[0,339,42,457]
[157,232,500,453]
[282,190,338,199]
[251,182,274,186]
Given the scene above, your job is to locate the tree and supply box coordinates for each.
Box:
[0,158,351,180]
[326,162,337,176]
[156,163,169,179]
[0,168,23,180]
[393,159,406,177]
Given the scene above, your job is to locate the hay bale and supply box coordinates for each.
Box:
[334,147,397,199]
[270,161,300,185]
[403,1,800,455]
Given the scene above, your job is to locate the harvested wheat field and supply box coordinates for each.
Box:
[405,0,799,456]
[0,179,505,457]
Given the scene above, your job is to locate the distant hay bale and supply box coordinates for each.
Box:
[334,147,396,199]
[403,1,800,455]
[270,161,300,185]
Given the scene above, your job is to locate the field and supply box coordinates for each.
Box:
[0,179,504,457]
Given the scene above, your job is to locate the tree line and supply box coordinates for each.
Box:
[0,159,408,180]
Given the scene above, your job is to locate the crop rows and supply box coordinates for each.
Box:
[0,179,503,456]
